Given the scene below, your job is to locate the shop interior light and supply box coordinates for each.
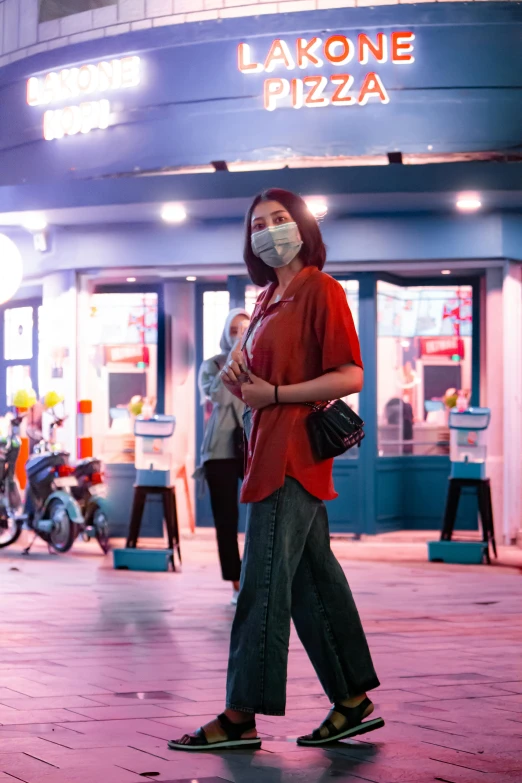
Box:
[456,194,482,211]
[21,213,47,232]
[186,276,197,282]
[161,203,187,223]
[126,277,137,282]
[305,197,328,219]
[441,269,452,275]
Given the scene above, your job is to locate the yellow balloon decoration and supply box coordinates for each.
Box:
[43,390,64,410]
[13,388,36,410]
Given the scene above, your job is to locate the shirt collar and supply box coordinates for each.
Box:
[261,265,319,314]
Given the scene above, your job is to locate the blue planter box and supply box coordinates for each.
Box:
[113,548,174,572]
[427,540,489,565]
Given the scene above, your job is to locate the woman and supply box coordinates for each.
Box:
[169,189,381,752]
[198,308,250,605]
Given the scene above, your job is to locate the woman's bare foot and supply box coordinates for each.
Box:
[317,693,373,739]
[176,709,257,746]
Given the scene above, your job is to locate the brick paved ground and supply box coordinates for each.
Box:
[0,530,521,783]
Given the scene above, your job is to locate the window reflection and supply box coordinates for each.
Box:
[377,282,473,457]
[83,293,158,464]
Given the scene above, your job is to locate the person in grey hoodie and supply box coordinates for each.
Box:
[198,308,250,605]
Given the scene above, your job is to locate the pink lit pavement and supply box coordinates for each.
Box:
[1,530,521,783]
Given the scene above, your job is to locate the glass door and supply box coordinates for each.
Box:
[375,276,480,532]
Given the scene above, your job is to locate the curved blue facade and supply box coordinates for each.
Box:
[1,4,522,184]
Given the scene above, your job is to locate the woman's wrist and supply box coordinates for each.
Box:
[274,385,279,404]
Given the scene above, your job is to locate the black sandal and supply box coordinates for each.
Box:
[297,697,384,746]
[168,712,262,752]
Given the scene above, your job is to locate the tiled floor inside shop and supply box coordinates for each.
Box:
[1,529,521,783]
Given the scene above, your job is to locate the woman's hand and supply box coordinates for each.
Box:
[241,372,275,410]
[221,342,248,386]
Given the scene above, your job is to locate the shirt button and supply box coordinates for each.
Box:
[249,450,252,457]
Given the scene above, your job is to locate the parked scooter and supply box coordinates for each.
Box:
[22,406,110,554]
[21,413,84,554]
[71,457,110,554]
[0,414,24,549]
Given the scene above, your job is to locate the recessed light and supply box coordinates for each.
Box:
[161,203,187,223]
[441,270,452,275]
[126,277,136,282]
[186,276,197,282]
[21,213,47,232]
[456,194,481,211]
[305,197,328,219]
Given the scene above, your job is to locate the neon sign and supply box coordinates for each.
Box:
[237,33,415,111]
[26,56,141,140]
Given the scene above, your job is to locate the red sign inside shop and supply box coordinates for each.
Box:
[104,345,150,365]
[420,337,464,359]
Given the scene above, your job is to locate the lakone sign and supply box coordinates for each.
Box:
[237,32,416,111]
[26,55,141,141]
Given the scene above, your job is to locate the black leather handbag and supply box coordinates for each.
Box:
[306,399,365,461]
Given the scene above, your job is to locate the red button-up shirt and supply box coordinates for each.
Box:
[240,266,363,504]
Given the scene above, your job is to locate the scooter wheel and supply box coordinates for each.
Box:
[94,508,110,554]
[0,507,22,549]
[47,499,76,553]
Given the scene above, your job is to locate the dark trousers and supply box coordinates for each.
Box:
[226,477,380,715]
[204,459,242,583]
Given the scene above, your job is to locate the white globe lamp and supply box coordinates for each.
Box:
[0,234,23,305]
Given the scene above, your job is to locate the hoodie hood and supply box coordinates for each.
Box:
[219,308,250,353]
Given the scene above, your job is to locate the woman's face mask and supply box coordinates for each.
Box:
[251,222,303,268]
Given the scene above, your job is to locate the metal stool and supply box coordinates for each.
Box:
[441,477,497,561]
[126,485,182,570]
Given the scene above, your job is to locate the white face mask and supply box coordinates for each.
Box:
[251,222,303,268]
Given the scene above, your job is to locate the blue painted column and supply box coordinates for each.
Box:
[357,274,378,535]
[227,276,247,310]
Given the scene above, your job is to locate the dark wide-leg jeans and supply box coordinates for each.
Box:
[226,476,380,716]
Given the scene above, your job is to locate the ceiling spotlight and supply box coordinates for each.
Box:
[186,276,197,282]
[441,270,452,275]
[305,197,328,219]
[21,213,47,232]
[126,277,136,282]
[161,203,187,223]
[456,194,481,212]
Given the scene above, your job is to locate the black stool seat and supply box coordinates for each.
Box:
[441,477,496,561]
[126,485,181,570]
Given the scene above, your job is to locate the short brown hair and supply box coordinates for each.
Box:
[243,188,327,287]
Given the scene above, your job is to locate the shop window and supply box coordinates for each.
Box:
[83,292,158,463]
[6,365,32,406]
[377,281,473,457]
[4,307,33,361]
[203,290,230,360]
[39,0,116,24]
